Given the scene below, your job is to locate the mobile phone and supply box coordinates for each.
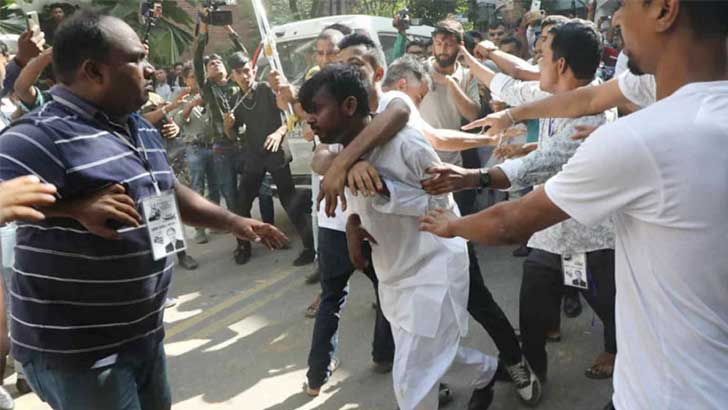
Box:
[26,11,40,34]
[530,0,542,13]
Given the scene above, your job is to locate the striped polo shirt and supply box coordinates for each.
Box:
[0,86,176,367]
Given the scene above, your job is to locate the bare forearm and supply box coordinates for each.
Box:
[143,109,166,126]
[14,57,49,104]
[448,81,480,122]
[176,182,236,231]
[447,188,568,245]
[425,127,495,152]
[332,101,409,171]
[512,78,624,121]
[489,50,538,81]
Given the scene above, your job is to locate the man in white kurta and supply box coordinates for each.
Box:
[348,91,497,410]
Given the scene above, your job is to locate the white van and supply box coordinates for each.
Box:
[253,15,435,185]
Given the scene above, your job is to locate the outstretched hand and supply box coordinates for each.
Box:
[418,208,458,238]
[231,217,289,250]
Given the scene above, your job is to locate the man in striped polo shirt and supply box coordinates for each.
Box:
[0,11,288,410]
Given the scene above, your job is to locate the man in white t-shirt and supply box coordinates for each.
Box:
[421,1,728,409]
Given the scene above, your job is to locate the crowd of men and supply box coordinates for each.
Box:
[0,0,724,409]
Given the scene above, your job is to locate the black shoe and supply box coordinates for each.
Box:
[512,245,531,258]
[467,379,495,410]
[16,377,32,395]
[178,254,199,270]
[234,245,251,265]
[439,383,454,407]
[293,248,316,266]
[563,293,582,318]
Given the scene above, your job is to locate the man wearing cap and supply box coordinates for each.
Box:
[194,21,245,221]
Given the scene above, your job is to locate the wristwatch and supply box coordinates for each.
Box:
[478,169,491,189]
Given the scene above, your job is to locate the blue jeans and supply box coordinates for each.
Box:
[212,146,239,211]
[23,343,171,410]
[186,146,220,205]
[306,228,394,389]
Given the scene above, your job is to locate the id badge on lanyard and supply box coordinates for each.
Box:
[562,253,588,290]
[141,190,186,261]
[110,123,186,261]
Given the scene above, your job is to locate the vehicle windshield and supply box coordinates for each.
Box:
[256,37,318,87]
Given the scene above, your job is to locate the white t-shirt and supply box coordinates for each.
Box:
[618,70,656,108]
[545,81,728,410]
[315,144,348,232]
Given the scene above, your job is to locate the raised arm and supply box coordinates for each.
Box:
[14,47,53,107]
[465,77,629,134]
[193,20,209,98]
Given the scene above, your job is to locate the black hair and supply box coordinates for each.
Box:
[52,9,113,85]
[204,53,223,67]
[173,62,183,68]
[337,33,384,70]
[227,52,249,70]
[0,41,7,57]
[299,63,370,117]
[499,35,523,51]
[542,15,570,30]
[181,62,194,79]
[549,19,602,80]
[405,38,427,52]
[678,1,728,38]
[467,30,484,42]
[324,23,352,36]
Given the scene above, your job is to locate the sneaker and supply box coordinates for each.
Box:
[505,357,542,406]
[293,248,316,266]
[164,297,178,309]
[194,229,209,244]
[178,254,199,270]
[234,245,251,265]
[0,386,13,410]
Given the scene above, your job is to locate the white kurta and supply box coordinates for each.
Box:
[349,97,496,408]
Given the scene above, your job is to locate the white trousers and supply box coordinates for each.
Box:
[390,297,497,410]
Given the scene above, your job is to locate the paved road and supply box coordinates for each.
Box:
[12,208,612,410]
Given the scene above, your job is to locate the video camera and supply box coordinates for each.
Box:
[201,0,236,26]
[395,8,411,31]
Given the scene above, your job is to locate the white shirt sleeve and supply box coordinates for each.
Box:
[617,71,657,108]
[544,122,659,227]
[372,180,429,217]
[490,73,549,106]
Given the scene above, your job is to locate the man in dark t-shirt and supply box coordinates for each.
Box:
[225,52,314,266]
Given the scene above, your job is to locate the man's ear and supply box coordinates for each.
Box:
[79,59,104,85]
[342,95,359,116]
[654,0,680,34]
[557,57,568,76]
[374,66,385,83]
[396,78,408,92]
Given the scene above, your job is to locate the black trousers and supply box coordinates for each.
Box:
[307,228,394,388]
[236,163,313,251]
[520,248,617,377]
[455,189,523,366]
[466,242,523,365]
